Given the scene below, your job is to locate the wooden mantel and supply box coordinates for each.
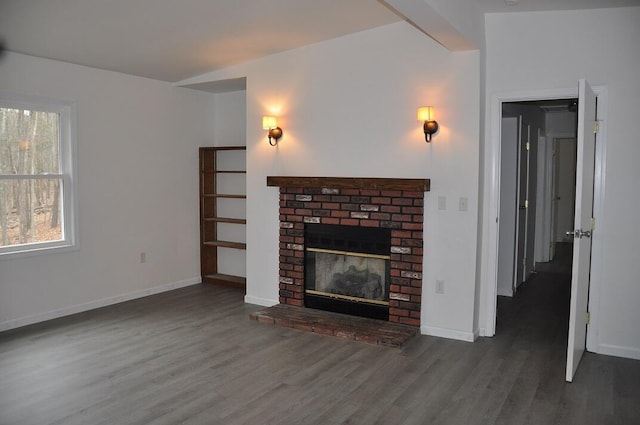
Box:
[266,176,430,192]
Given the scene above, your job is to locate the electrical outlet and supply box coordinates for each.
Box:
[438,196,446,210]
[435,280,445,294]
[140,252,146,263]
[458,197,468,212]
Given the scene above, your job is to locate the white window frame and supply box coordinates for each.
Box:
[0,93,78,259]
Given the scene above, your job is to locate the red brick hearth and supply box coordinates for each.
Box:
[267,177,430,327]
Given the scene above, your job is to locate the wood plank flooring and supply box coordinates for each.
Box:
[1,258,639,424]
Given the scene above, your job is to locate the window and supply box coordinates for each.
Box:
[0,94,77,258]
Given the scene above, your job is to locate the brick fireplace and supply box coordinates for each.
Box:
[267,177,430,327]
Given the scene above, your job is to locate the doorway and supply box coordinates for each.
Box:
[496,99,578,301]
[482,82,607,381]
[495,100,579,355]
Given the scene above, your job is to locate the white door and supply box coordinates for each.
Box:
[566,79,597,382]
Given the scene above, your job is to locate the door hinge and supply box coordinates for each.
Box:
[524,199,529,209]
[594,121,600,134]
[586,311,591,325]
[526,141,530,151]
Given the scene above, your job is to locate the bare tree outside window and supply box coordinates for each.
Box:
[0,107,63,248]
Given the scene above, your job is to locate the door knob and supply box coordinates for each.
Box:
[566,229,592,239]
[579,230,592,238]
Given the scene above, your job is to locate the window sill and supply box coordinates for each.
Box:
[0,242,78,261]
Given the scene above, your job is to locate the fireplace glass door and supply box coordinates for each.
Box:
[304,224,390,320]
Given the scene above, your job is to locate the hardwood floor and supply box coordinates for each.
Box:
[1,258,639,424]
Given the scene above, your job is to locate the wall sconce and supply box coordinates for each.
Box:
[417,106,438,143]
[262,115,283,146]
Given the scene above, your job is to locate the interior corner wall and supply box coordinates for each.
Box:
[211,91,247,146]
[483,7,640,359]
[0,52,213,329]
[187,22,481,340]
[425,0,485,48]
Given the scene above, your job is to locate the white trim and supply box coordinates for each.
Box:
[586,87,607,354]
[421,325,477,342]
[482,85,606,345]
[0,277,201,332]
[0,92,78,259]
[244,295,278,307]
[597,343,640,361]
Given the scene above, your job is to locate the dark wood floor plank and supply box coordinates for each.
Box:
[613,356,640,425]
[1,255,639,425]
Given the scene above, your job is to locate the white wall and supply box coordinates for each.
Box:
[546,110,576,137]
[482,7,640,359]
[546,111,577,244]
[555,138,577,243]
[0,52,214,329]
[209,90,247,278]
[211,91,246,146]
[181,22,481,341]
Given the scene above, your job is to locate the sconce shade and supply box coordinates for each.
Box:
[417,106,434,122]
[262,115,277,129]
[262,115,283,146]
[417,106,438,143]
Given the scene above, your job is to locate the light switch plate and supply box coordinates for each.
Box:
[438,196,446,210]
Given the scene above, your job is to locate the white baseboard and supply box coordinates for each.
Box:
[421,324,477,342]
[596,343,640,361]
[244,294,278,307]
[0,277,201,332]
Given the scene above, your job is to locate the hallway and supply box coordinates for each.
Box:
[495,242,573,341]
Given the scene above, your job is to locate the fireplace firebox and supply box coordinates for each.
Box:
[304,224,391,320]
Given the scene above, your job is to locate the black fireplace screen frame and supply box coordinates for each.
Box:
[304,224,391,320]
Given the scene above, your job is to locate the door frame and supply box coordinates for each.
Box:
[497,116,519,297]
[481,86,608,355]
[514,118,528,291]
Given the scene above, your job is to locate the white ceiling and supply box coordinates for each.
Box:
[1,0,638,84]
[475,0,640,13]
[0,0,401,82]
